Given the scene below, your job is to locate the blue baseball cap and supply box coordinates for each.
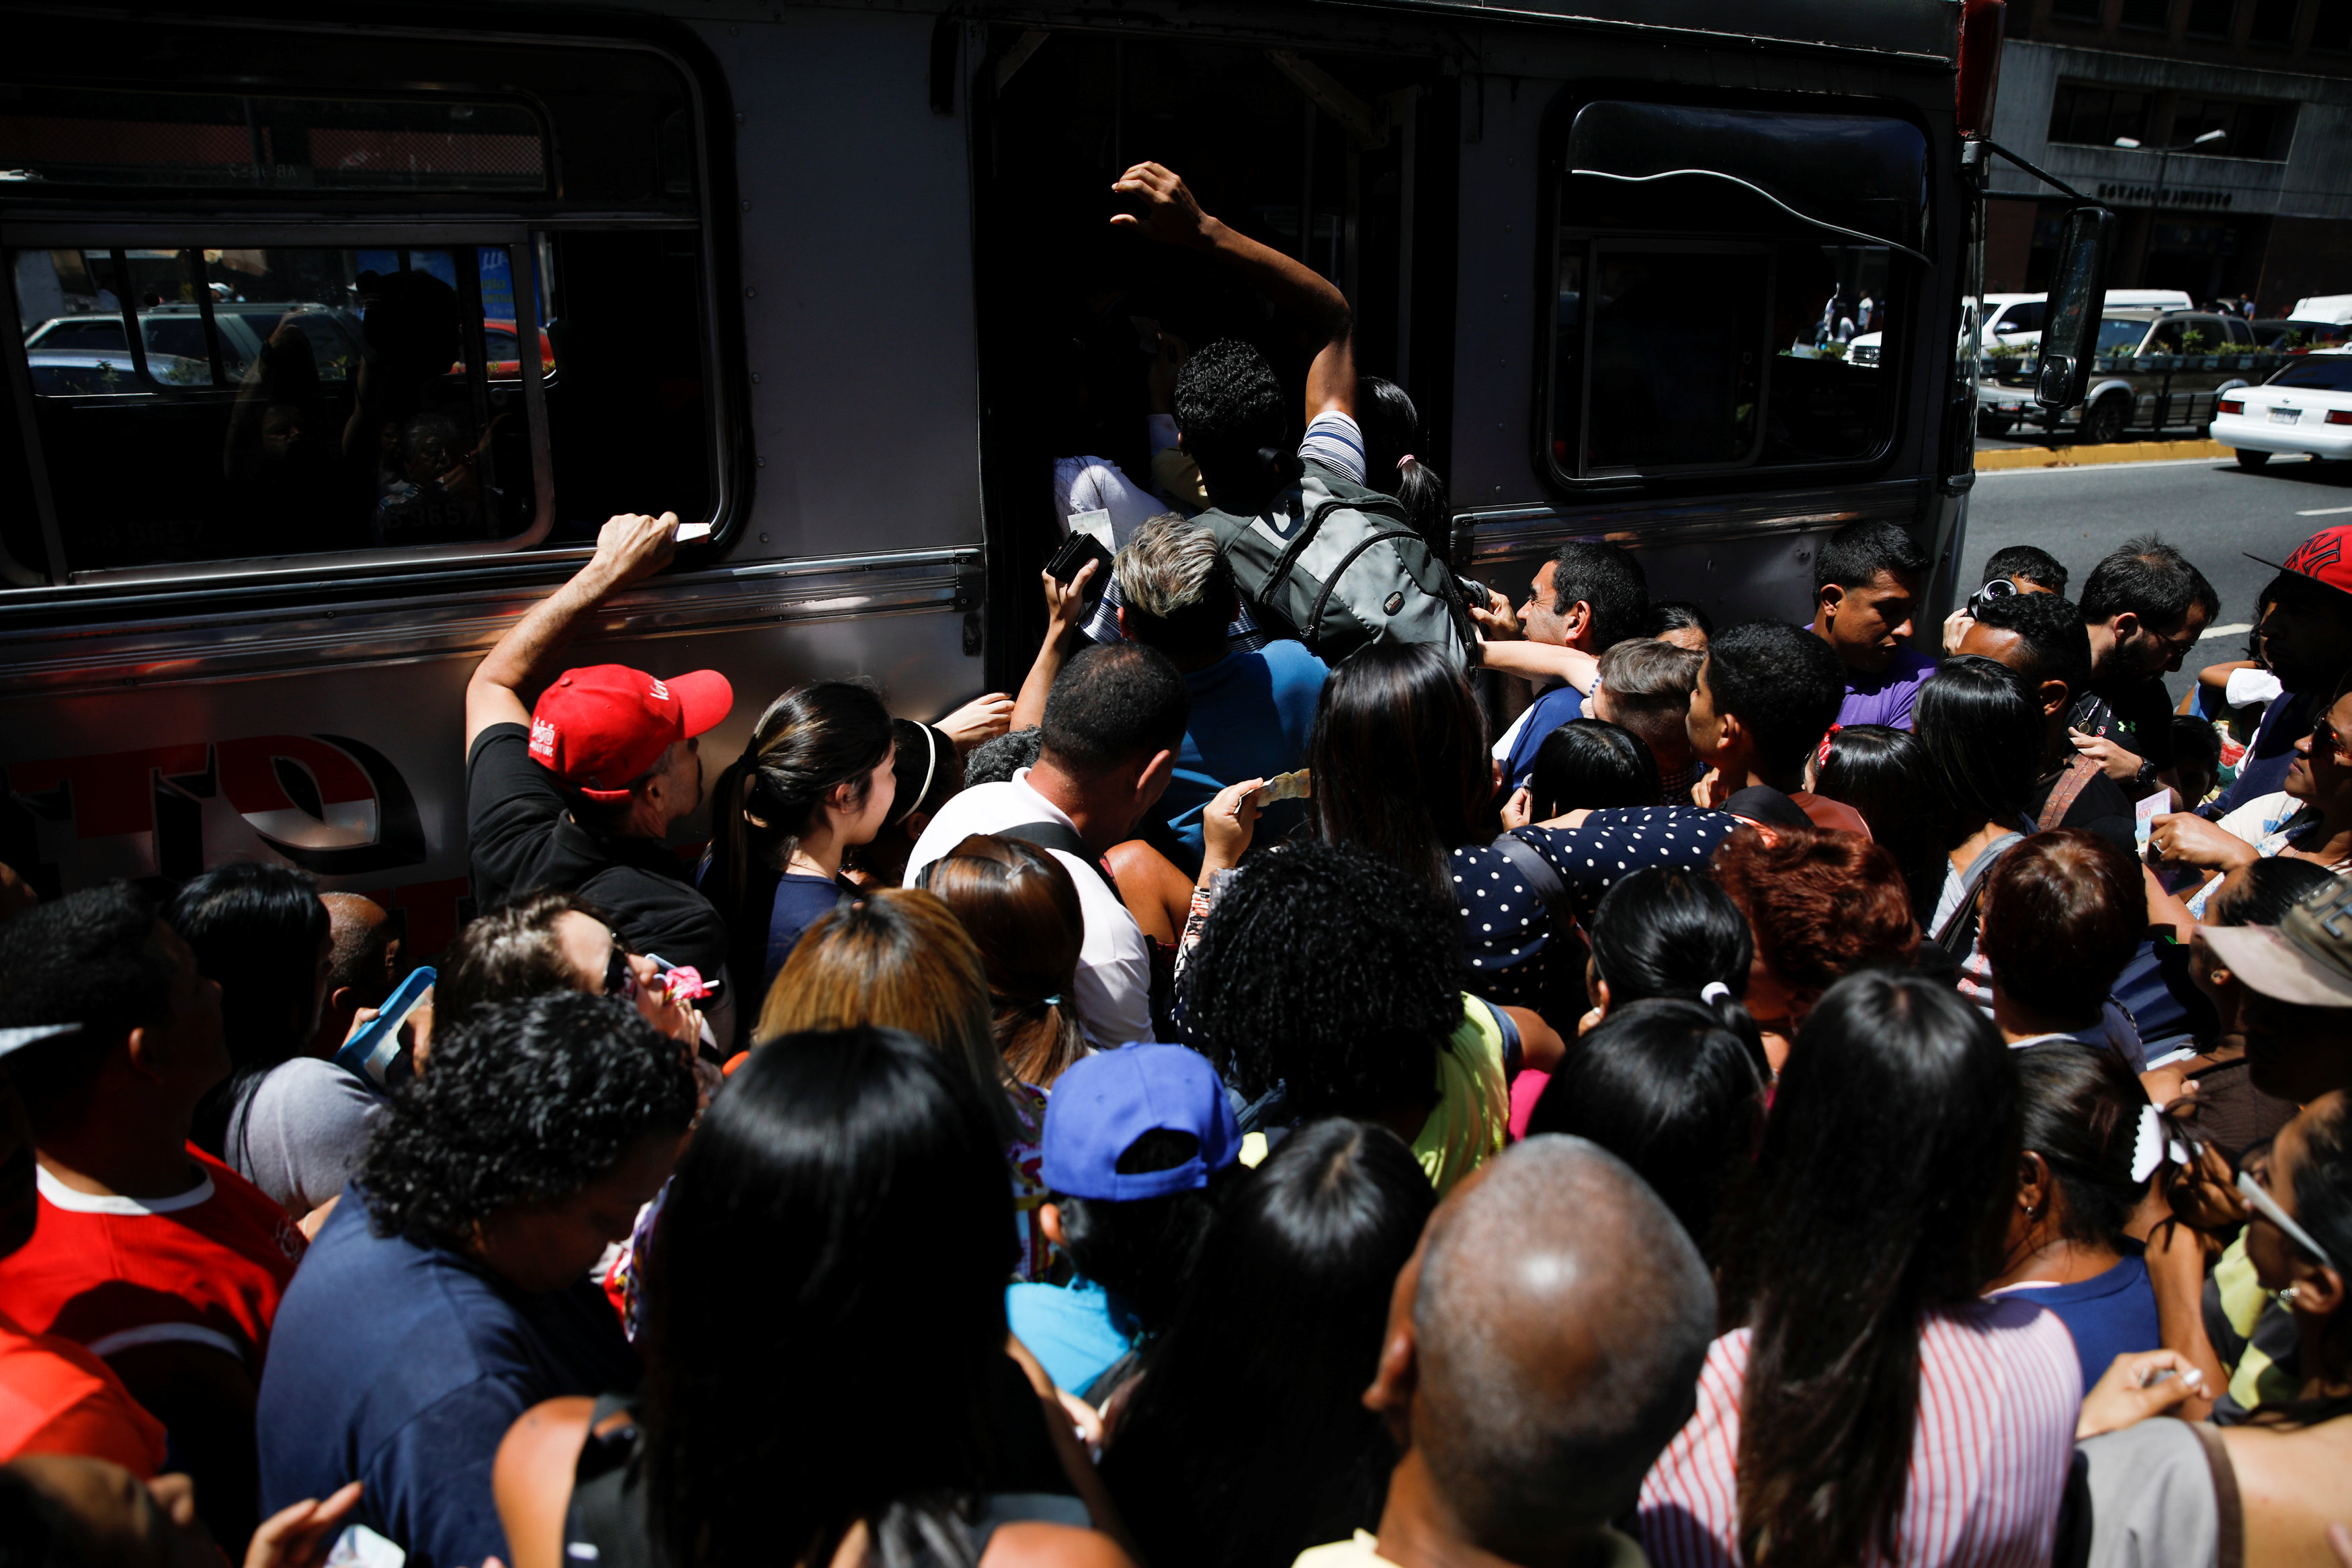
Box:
[1040,1043,1241,1201]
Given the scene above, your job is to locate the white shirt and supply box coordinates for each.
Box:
[904,769,1156,1049]
[1052,455,1164,550]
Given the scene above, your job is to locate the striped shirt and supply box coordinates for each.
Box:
[1638,1299,2081,1568]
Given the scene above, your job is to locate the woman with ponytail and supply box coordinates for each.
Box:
[1357,376,1449,553]
[917,834,1091,1090]
[702,683,897,1012]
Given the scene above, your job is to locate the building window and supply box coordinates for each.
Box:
[2185,0,2237,34]
[2169,97,2293,157]
[2119,0,2173,28]
[2314,0,2352,47]
[2249,0,2301,42]
[2049,84,2152,146]
[2050,0,2103,17]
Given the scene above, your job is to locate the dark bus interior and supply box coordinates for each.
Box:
[968,26,1459,685]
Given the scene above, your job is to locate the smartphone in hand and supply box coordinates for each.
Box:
[1045,531,1115,603]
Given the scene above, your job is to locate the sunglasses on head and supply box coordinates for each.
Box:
[2238,1166,2340,1274]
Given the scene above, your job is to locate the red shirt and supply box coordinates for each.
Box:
[0,1145,305,1372]
[0,1307,169,1475]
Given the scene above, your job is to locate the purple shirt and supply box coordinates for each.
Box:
[1831,642,1936,730]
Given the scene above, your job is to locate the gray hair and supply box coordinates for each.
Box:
[1114,513,1221,621]
[1415,1136,1716,1556]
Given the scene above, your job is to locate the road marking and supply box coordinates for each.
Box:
[2206,623,2255,637]
[2296,505,2352,516]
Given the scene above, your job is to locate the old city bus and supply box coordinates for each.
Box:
[0,0,2005,945]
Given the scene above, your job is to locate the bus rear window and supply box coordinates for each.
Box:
[0,87,545,193]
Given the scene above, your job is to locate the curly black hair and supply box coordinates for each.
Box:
[1180,840,1465,1119]
[358,991,697,1250]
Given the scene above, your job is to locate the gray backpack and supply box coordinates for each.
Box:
[1194,464,1475,666]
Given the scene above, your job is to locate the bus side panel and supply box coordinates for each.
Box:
[0,607,979,951]
[711,10,984,564]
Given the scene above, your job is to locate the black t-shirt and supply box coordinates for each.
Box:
[465,724,728,980]
[2025,761,2138,858]
[2084,673,2177,775]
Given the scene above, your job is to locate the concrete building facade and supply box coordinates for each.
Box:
[1986,0,2352,312]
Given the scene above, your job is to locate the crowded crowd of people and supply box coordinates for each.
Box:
[6,163,2352,1568]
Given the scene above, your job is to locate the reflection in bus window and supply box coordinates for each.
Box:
[1548,172,1911,481]
[12,244,538,571]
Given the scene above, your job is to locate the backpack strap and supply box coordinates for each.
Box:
[2037,754,2104,832]
[998,821,1118,900]
[1490,830,1570,922]
[2189,1422,2244,1568]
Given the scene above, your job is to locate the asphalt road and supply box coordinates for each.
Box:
[1962,451,2352,704]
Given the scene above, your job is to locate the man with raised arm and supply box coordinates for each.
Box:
[463,513,736,1037]
[1109,162,1363,517]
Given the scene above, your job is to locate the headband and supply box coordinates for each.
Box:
[893,724,941,828]
[1699,981,1732,1007]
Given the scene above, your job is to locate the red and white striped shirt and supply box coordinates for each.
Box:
[1638,1298,2081,1568]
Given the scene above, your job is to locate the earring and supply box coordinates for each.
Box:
[2281,1285,2304,1307]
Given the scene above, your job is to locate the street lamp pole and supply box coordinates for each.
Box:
[2113,128,2228,286]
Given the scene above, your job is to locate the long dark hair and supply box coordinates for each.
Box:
[1912,656,2043,851]
[1528,999,1765,1260]
[1527,718,1661,818]
[1718,971,2020,1568]
[642,1027,1012,1568]
[706,683,895,922]
[166,862,329,1158]
[1101,1119,1437,1568]
[1586,863,1756,1016]
[1812,724,1945,922]
[2013,1041,2152,1252]
[1357,376,1448,550]
[1308,642,1494,898]
[2260,1093,2352,1430]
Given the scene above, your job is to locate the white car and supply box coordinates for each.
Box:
[2211,349,2352,468]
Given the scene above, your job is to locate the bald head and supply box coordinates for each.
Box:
[322,894,394,995]
[1413,1137,1714,1557]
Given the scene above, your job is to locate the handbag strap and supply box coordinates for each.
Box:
[2036,754,2103,832]
[2190,1422,2244,1568]
[1490,830,1570,922]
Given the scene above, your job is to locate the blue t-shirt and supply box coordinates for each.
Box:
[1159,640,1329,859]
[256,1188,640,1568]
[1005,1276,1136,1400]
[2210,687,2315,819]
[1501,684,1592,793]
[1833,643,1937,730]
[2001,1252,2160,1395]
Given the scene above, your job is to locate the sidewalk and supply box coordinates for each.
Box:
[1975,437,2230,471]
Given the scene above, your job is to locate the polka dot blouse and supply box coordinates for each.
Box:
[1449,806,1741,1017]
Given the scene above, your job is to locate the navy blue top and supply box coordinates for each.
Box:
[761,871,855,996]
[1501,685,1590,793]
[2003,1252,2161,1395]
[255,1188,640,1568]
[2210,687,2316,818]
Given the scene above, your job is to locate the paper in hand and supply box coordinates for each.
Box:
[1252,769,1310,808]
[2134,790,2166,853]
[673,521,713,543]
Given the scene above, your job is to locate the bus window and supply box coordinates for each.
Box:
[1546,99,1925,484]
[12,243,540,572]
[0,24,726,587]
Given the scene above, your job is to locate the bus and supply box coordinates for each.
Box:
[0,0,2029,942]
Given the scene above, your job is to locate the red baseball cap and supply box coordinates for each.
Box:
[2246,523,2352,600]
[528,664,733,800]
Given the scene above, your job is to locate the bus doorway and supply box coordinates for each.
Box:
[967,25,1458,686]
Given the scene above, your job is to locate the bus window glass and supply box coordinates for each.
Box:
[1548,137,1913,482]
[0,87,544,193]
[12,244,539,572]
